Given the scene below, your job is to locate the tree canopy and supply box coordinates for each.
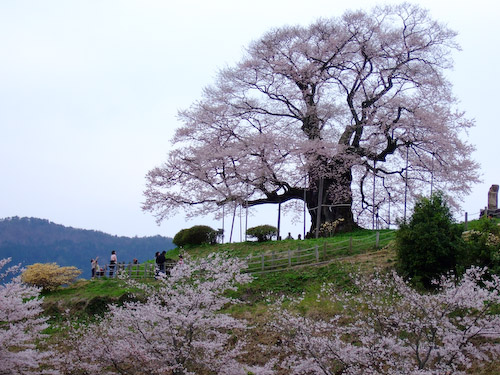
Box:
[143,3,479,233]
[396,192,462,289]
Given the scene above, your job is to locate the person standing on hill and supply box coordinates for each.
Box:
[154,251,160,278]
[157,251,166,274]
[109,250,117,277]
[91,257,99,278]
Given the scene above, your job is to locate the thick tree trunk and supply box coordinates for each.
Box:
[306,162,357,237]
[244,159,358,235]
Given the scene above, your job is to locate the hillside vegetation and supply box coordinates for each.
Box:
[40,216,500,319]
[41,228,396,319]
[39,226,500,374]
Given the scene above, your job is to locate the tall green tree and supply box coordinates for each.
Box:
[396,192,462,288]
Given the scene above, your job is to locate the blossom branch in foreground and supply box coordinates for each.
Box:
[272,267,500,375]
[57,253,273,375]
[0,258,58,375]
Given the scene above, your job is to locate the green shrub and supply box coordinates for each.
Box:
[395,192,462,289]
[459,217,500,275]
[173,228,190,247]
[246,225,277,242]
[187,225,217,245]
[173,225,217,247]
[86,296,113,316]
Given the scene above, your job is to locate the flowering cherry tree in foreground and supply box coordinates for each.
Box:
[272,267,500,375]
[52,254,500,374]
[0,258,57,375]
[57,254,272,375]
[143,3,479,232]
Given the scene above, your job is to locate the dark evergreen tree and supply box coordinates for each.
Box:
[396,192,462,289]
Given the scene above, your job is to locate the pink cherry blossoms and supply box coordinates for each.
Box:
[3,253,499,374]
[56,253,273,375]
[143,3,480,232]
[271,267,500,375]
[0,258,57,375]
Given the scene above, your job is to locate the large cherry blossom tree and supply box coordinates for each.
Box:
[143,3,479,233]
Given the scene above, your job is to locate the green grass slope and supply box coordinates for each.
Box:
[39,225,500,374]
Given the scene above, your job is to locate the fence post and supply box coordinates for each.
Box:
[261,253,265,271]
[465,212,468,231]
[127,262,132,276]
[376,231,380,249]
[288,250,291,267]
[315,245,319,263]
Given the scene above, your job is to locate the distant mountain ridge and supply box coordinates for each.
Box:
[0,217,175,279]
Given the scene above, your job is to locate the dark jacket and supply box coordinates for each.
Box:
[156,252,166,265]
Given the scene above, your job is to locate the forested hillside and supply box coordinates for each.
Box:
[0,217,174,278]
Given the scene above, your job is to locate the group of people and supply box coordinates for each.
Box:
[91,250,183,279]
[91,250,117,278]
[155,251,183,278]
[284,232,302,240]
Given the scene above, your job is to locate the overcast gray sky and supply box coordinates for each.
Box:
[1,0,498,239]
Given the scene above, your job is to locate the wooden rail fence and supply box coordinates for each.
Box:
[94,231,394,278]
[245,231,394,274]
[94,260,176,279]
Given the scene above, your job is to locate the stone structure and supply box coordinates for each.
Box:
[481,184,500,218]
[488,184,499,210]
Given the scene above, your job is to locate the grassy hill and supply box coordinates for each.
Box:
[42,228,395,319]
[41,219,500,317]
[39,225,500,374]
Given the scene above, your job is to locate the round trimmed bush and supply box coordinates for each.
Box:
[246,225,277,242]
[173,228,190,247]
[173,225,217,247]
